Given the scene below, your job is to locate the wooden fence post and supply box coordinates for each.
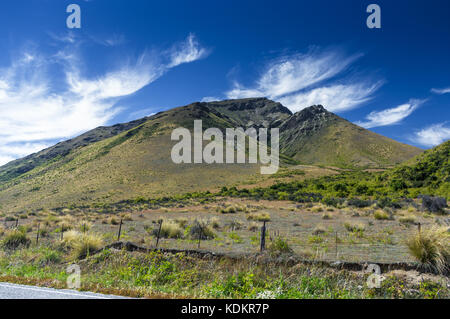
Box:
[155,220,163,248]
[260,221,267,252]
[36,223,40,245]
[198,224,204,249]
[418,222,421,234]
[335,231,338,260]
[15,219,19,228]
[117,219,123,241]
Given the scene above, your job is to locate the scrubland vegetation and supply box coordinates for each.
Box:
[0,141,447,298]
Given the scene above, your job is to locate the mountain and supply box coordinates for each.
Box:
[279,105,422,168]
[0,98,423,212]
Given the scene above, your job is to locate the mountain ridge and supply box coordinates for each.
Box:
[0,98,424,211]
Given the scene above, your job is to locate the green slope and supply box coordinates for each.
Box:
[0,99,424,212]
[384,139,449,198]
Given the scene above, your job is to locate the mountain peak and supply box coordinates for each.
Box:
[204,97,292,127]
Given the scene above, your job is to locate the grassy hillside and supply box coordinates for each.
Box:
[0,99,425,212]
[0,104,263,212]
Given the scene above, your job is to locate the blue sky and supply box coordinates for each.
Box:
[0,0,449,164]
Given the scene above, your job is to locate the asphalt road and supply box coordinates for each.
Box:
[0,282,128,299]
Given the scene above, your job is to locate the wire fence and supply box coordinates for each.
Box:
[1,217,419,264]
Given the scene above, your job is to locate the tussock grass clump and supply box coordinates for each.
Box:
[2,230,30,250]
[227,219,243,231]
[38,227,50,238]
[70,233,104,260]
[374,210,390,220]
[406,227,449,274]
[61,230,81,248]
[311,206,324,213]
[248,222,259,232]
[247,212,271,222]
[174,217,189,228]
[220,206,237,214]
[322,213,332,220]
[109,217,120,225]
[344,222,365,233]
[120,213,133,221]
[209,217,220,229]
[153,220,184,239]
[189,219,216,240]
[58,218,74,232]
[399,216,416,225]
[312,225,327,235]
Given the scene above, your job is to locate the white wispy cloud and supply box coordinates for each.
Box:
[168,33,209,68]
[411,123,450,147]
[356,99,425,129]
[0,34,208,165]
[201,96,221,102]
[225,48,381,113]
[431,87,450,95]
[279,82,383,113]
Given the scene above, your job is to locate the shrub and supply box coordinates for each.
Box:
[406,227,449,274]
[2,230,30,249]
[348,198,372,208]
[421,196,447,213]
[322,213,332,220]
[268,237,293,255]
[38,247,62,264]
[374,210,390,220]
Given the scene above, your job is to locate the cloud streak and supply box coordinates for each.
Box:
[279,82,383,113]
[0,34,208,165]
[431,87,450,95]
[168,33,209,68]
[411,123,450,147]
[225,48,381,113]
[356,99,425,129]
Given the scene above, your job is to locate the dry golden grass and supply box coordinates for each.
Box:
[247,212,271,222]
[406,227,449,274]
[374,210,390,220]
[155,219,184,239]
